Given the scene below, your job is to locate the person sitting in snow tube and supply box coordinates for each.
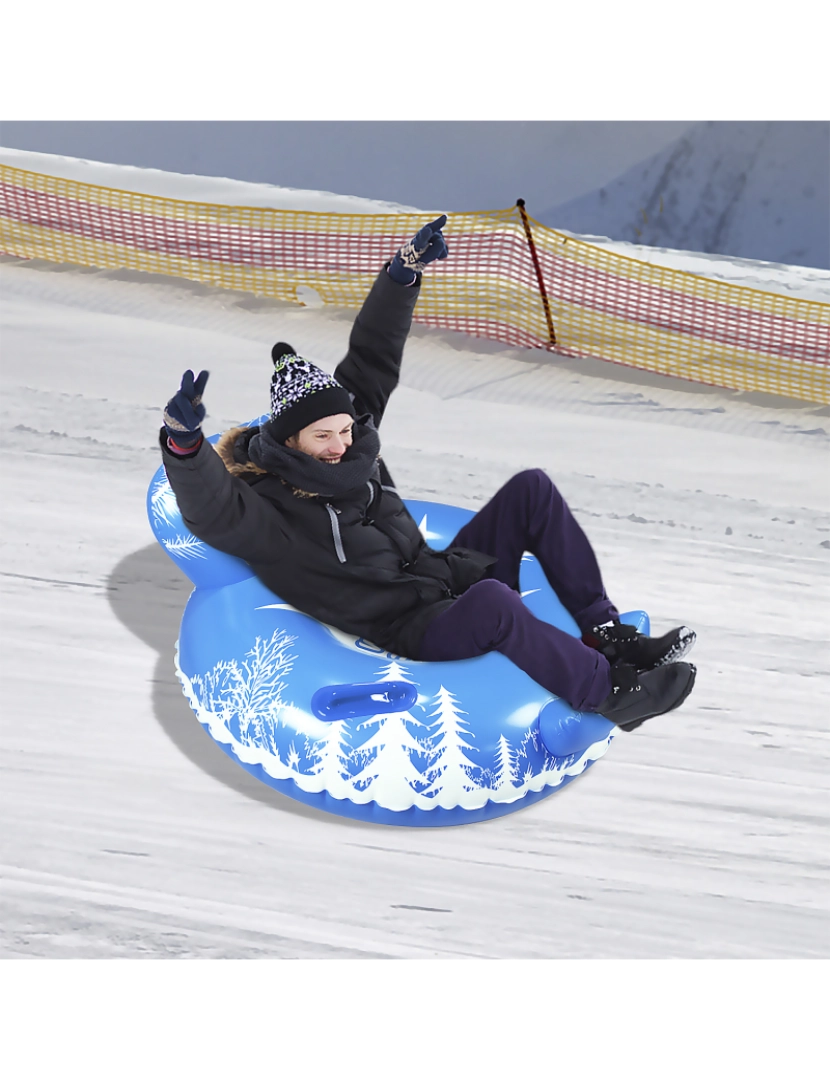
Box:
[159,214,697,732]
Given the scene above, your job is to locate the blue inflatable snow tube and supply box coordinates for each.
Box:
[148,435,648,826]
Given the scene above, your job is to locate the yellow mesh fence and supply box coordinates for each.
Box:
[1,163,828,404]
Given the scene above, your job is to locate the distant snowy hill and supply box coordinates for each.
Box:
[539,121,829,271]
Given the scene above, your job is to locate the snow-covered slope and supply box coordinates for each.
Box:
[540,121,830,271]
[0,160,828,965]
[0,145,421,215]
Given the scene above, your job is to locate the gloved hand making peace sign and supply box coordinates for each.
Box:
[388,215,449,285]
[163,369,209,452]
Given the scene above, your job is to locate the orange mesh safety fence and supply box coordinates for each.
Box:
[2,163,828,404]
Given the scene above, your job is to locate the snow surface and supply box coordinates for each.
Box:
[0,145,422,216]
[1,159,829,960]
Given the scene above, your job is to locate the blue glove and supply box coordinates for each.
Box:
[164,369,209,448]
[388,214,448,284]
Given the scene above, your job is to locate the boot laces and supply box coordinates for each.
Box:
[611,662,640,695]
[597,622,638,644]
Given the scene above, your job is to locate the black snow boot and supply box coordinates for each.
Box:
[595,660,697,732]
[583,621,696,672]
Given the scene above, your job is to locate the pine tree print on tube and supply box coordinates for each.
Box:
[420,684,482,808]
[347,660,430,808]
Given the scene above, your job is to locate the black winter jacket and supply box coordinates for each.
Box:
[160,267,495,658]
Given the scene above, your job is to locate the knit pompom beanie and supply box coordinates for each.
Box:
[267,341,355,443]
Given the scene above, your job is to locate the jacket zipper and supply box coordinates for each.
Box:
[325,503,347,563]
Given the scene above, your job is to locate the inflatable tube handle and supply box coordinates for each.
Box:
[311,681,419,722]
[537,703,614,758]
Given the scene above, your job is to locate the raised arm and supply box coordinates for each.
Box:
[159,370,288,562]
[335,215,448,429]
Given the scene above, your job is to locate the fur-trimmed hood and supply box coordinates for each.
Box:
[214,426,268,478]
[214,424,315,498]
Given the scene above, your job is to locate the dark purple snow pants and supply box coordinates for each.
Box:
[418,469,619,711]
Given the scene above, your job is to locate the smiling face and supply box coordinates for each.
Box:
[284,413,355,464]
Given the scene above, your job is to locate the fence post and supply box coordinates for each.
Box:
[516,198,557,348]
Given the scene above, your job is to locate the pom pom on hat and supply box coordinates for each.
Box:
[272,341,296,364]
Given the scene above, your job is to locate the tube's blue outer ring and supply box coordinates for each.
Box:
[148,439,646,826]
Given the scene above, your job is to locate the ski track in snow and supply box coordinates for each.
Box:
[0,257,828,959]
